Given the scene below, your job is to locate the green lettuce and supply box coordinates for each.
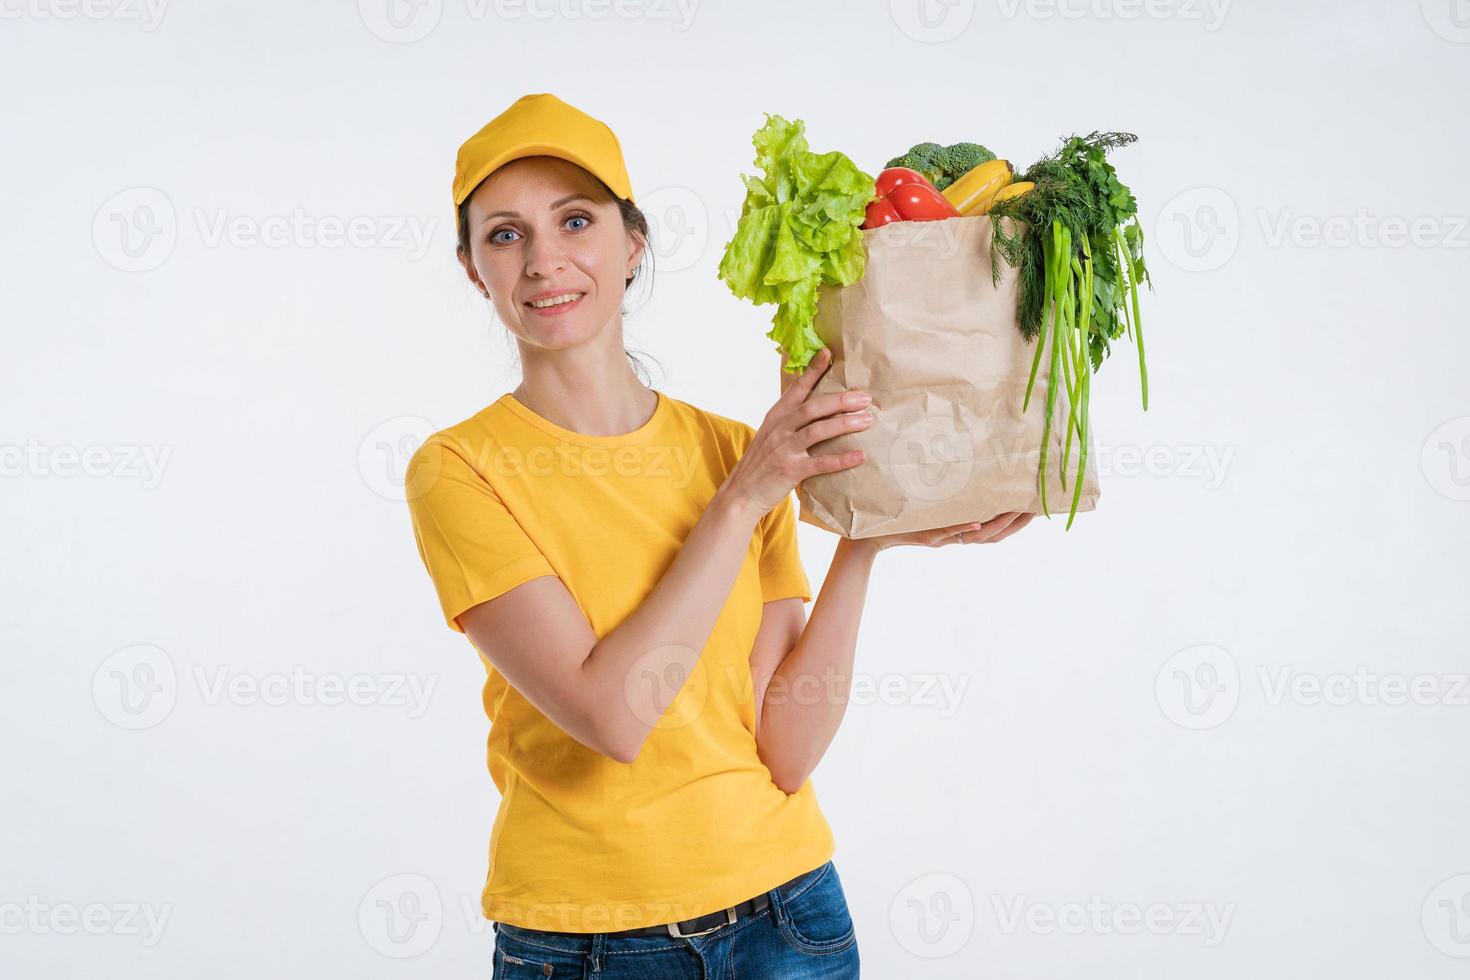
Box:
[717,114,875,373]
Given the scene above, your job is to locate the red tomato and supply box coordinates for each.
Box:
[862,196,902,230]
[875,167,930,197]
[886,182,960,222]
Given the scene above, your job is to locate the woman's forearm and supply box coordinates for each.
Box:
[756,537,877,793]
[579,482,764,762]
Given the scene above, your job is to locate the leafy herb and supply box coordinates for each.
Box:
[988,132,1151,527]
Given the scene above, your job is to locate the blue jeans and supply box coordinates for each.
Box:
[490,860,860,978]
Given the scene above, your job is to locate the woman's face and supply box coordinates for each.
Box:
[459,156,642,352]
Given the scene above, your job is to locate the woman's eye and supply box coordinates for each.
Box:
[486,212,589,244]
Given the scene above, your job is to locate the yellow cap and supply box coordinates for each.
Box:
[452,93,635,232]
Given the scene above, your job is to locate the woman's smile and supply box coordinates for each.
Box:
[524,289,586,316]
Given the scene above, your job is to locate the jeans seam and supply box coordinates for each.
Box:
[780,861,832,906]
[775,863,855,956]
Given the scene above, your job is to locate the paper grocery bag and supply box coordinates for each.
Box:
[777,214,1100,539]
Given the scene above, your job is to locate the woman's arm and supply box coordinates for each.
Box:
[748,510,1037,793]
[459,349,870,764]
[460,476,768,764]
[750,537,876,794]
[577,486,767,761]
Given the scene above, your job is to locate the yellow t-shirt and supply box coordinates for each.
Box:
[403,387,837,933]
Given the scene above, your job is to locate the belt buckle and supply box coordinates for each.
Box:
[667,907,736,938]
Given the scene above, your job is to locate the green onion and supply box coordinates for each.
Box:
[987,132,1153,528]
[1116,224,1149,412]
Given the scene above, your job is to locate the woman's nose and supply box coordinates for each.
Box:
[523,233,568,278]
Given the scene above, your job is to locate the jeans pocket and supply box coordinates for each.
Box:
[493,932,584,978]
[776,861,857,956]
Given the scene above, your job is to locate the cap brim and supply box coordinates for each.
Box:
[455,141,629,208]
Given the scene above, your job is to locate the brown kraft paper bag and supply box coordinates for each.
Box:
[776,214,1100,539]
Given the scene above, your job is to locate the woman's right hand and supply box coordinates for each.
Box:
[721,347,874,519]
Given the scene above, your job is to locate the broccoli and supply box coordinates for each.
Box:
[884,140,998,190]
[884,142,947,187]
[940,143,997,185]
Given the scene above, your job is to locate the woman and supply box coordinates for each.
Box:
[405,93,1035,979]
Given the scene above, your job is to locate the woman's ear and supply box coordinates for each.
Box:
[457,245,490,299]
[626,230,646,279]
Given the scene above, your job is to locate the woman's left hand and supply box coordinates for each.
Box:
[855,511,1036,554]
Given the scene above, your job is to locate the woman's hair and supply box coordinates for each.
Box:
[455,166,660,387]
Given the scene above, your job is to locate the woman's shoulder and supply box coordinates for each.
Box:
[406,395,517,472]
[410,392,757,470]
[661,393,757,447]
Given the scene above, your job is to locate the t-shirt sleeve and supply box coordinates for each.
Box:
[404,435,558,633]
[758,491,813,604]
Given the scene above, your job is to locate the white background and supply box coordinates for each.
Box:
[3,1,1469,977]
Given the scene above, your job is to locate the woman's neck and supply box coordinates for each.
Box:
[512,361,656,438]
